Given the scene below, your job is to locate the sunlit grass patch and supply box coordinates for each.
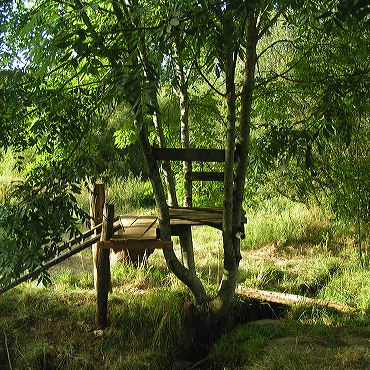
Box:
[318,262,370,312]
[242,197,343,252]
[0,281,191,369]
[75,175,155,215]
[211,319,370,369]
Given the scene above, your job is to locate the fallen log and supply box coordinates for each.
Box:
[236,286,356,313]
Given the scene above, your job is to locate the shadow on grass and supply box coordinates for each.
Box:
[0,285,192,370]
[211,308,370,370]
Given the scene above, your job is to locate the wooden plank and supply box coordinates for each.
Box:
[0,222,123,295]
[0,234,101,295]
[169,206,223,215]
[153,148,226,162]
[98,240,173,250]
[170,207,247,225]
[118,216,158,239]
[169,207,223,226]
[189,171,224,182]
[119,215,138,228]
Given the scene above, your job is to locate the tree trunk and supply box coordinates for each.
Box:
[210,9,258,319]
[233,11,258,231]
[136,119,207,305]
[210,18,239,317]
[173,38,196,274]
[111,0,204,302]
[173,40,192,208]
[152,98,178,207]
[128,63,206,303]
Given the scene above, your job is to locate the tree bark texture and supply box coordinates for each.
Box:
[233,12,258,230]
[210,9,259,318]
[95,203,114,329]
[173,38,196,274]
[136,121,207,305]
[173,39,192,208]
[110,0,206,303]
[151,97,178,207]
[89,183,105,290]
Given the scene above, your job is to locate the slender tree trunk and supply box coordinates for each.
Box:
[233,12,258,230]
[152,98,178,207]
[230,11,258,290]
[111,0,203,301]
[173,41,192,208]
[210,16,239,317]
[135,115,207,305]
[210,9,258,318]
[173,39,196,274]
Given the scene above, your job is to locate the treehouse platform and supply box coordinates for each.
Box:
[98,207,247,251]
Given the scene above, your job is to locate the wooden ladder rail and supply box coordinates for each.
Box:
[0,221,122,295]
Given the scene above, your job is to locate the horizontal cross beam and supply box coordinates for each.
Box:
[189,171,224,182]
[97,240,173,251]
[153,148,226,162]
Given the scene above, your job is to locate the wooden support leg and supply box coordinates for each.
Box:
[89,183,105,289]
[96,247,111,328]
[95,203,114,329]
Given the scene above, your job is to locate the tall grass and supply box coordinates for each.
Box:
[76,175,155,215]
[1,170,370,369]
[242,197,329,249]
[106,175,155,214]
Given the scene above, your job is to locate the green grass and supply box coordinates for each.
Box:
[1,183,370,369]
[75,175,155,216]
[242,197,338,250]
[211,319,370,369]
[0,281,192,369]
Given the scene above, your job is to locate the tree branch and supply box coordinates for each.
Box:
[258,10,283,39]
[193,58,226,97]
[257,38,295,60]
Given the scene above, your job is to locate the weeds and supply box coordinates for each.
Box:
[1,185,370,369]
[76,175,155,215]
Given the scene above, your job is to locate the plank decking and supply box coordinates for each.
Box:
[103,207,246,250]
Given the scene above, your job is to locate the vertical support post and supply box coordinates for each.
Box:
[181,162,196,273]
[96,203,114,329]
[89,183,105,289]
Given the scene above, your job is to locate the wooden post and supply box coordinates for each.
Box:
[96,203,114,329]
[89,183,105,289]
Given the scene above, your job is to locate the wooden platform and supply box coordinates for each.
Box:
[102,207,246,250]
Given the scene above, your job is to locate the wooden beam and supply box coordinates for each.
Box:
[189,171,224,182]
[0,222,122,295]
[57,218,119,254]
[98,239,173,251]
[152,148,226,162]
[0,234,101,295]
[96,203,114,329]
[169,206,223,214]
[89,183,105,290]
